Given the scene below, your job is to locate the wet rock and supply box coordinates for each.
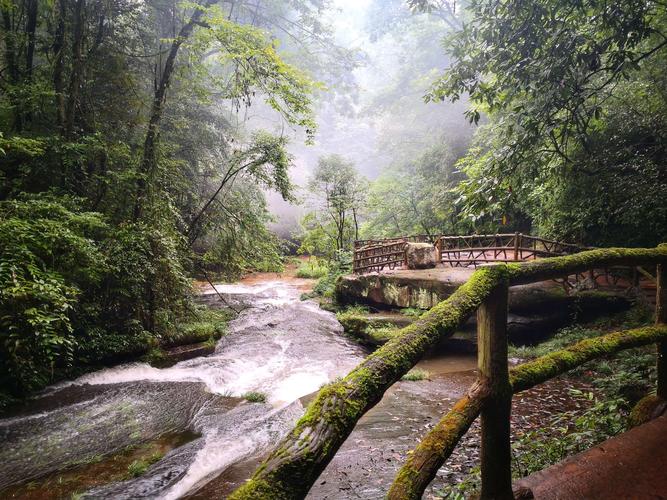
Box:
[164,342,215,364]
[405,242,437,270]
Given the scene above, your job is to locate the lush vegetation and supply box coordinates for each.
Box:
[0,0,350,401]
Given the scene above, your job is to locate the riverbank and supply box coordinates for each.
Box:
[0,269,652,499]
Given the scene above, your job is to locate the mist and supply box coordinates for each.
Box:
[261,0,475,238]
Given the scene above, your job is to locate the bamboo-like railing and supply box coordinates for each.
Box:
[229,246,667,500]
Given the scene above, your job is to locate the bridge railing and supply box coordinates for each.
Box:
[229,246,667,500]
[352,232,585,273]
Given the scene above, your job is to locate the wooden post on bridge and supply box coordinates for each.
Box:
[657,262,667,398]
[513,232,520,261]
[478,279,513,500]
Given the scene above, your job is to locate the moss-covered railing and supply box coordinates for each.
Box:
[229,246,667,500]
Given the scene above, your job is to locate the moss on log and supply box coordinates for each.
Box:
[228,266,509,500]
[508,246,667,285]
[388,325,667,499]
[510,326,667,392]
[629,395,667,428]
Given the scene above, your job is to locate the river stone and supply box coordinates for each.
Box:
[405,242,438,269]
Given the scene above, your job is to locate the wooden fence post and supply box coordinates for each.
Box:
[478,279,513,499]
[435,236,442,264]
[513,232,520,261]
[657,263,667,398]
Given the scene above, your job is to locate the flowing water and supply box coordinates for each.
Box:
[0,281,367,499]
[0,275,592,499]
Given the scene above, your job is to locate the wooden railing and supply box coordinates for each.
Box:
[353,232,584,273]
[229,246,667,500]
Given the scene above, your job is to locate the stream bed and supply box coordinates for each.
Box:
[0,278,592,499]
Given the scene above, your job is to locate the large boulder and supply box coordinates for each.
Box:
[405,242,438,269]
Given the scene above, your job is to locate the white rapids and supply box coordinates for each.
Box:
[0,280,366,499]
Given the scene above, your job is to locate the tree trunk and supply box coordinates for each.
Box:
[25,0,38,81]
[2,6,22,131]
[133,0,216,220]
[352,207,359,241]
[53,0,67,133]
[64,0,85,138]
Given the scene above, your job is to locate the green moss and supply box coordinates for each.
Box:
[142,348,167,367]
[629,395,667,427]
[509,246,667,285]
[401,369,430,381]
[511,326,667,392]
[243,391,267,403]
[161,308,230,348]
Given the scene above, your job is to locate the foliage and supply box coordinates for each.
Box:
[162,307,230,348]
[0,196,106,392]
[435,393,628,499]
[422,0,667,244]
[299,155,368,257]
[510,305,656,402]
[195,6,319,139]
[0,0,330,396]
[295,257,329,279]
[513,393,627,478]
[363,142,469,238]
[309,250,354,300]
[401,368,430,381]
[243,391,267,403]
[126,452,164,478]
[0,196,195,393]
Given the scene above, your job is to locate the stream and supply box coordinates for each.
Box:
[0,277,592,499]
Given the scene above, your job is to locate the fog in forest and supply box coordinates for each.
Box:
[262,0,474,236]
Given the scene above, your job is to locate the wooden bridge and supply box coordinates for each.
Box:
[230,245,667,500]
[353,232,584,273]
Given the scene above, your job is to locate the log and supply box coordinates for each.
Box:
[509,246,667,286]
[386,381,490,500]
[478,281,513,499]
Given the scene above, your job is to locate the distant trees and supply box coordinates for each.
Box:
[299,155,368,258]
[364,142,468,237]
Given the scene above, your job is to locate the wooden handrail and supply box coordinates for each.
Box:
[352,233,586,273]
[229,245,667,500]
[387,324,667,499]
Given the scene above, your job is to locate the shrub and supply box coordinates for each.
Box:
[243,391,267,403]
[0,196,107,392]
[401,369,430,381]
[295,257,329,279]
